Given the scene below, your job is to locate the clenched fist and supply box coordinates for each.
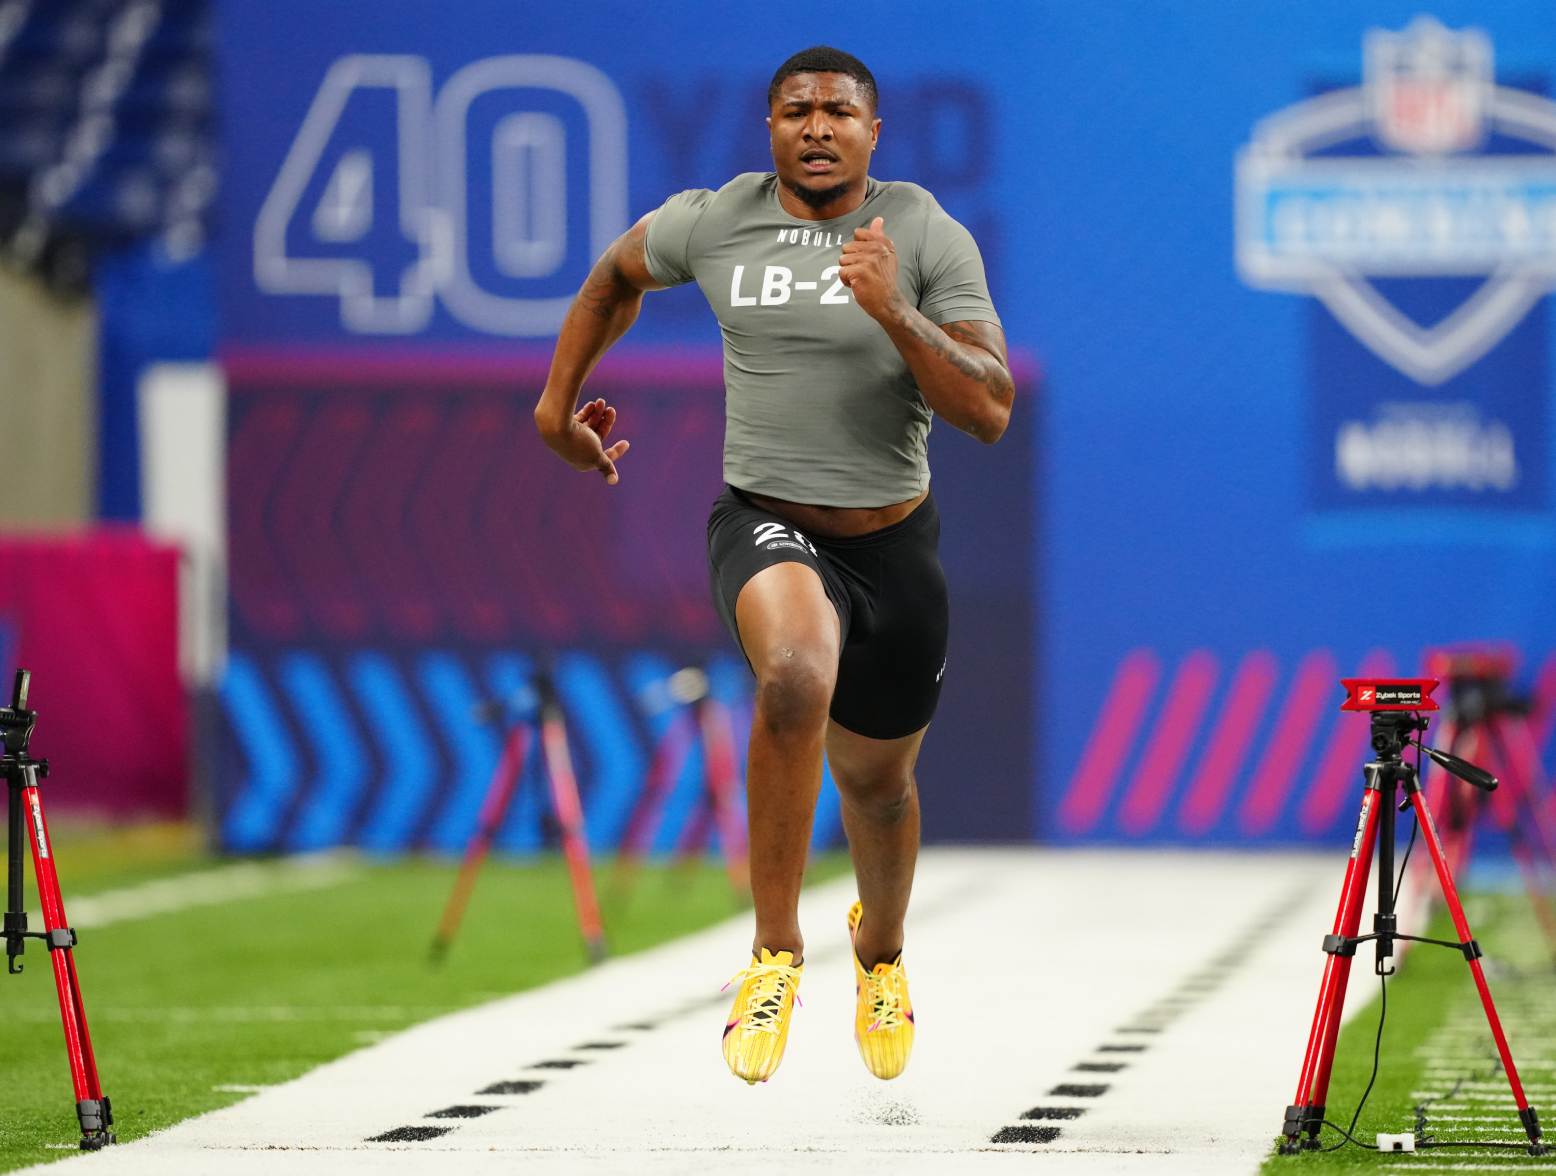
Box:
[837,216,904,322]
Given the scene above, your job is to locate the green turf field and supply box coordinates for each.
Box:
[1261,890,1556,1169]
[0,823,844,1172]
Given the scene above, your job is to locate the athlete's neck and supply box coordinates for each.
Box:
[776,176,870,221]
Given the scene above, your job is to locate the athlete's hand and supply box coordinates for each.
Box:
[838,217,903,321]
[541,397,631,485]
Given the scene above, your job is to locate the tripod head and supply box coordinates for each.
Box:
[1,670,38,763]
[1369,710,1427,762]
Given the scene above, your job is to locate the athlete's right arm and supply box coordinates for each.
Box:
[534,212,665,485]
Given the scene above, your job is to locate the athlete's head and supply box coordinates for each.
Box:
[766,47,880,212]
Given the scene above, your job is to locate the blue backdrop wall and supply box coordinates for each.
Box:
[214,1,1556,852]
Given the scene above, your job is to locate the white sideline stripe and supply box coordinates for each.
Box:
[19,849,1381,1175]
[13,1006,452,1025]
[30,854,359,929]
[212,1085,272,1094]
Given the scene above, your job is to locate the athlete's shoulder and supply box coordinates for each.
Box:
[705,172,777,207]
[870,179,946,216]
[657,173,771,221]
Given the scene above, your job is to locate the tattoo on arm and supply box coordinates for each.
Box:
[573,219,657,322]
[889,314,1013,440]
[898,314,1012,394]
[941,322,1012,391]
[577,246,632,322]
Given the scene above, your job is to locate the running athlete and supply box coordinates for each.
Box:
[535,46,1011,1085]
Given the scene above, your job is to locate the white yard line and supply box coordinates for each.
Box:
[32,854,359,929]
[18,849,1402,1175]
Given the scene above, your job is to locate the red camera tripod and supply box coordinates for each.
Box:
[1279,678,1544,1156]
[613,665,747,898]
[3,669,115,1150]
[428,668,606,964]
[1420,648,1556,957]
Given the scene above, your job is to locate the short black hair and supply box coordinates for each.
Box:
[767,46,878,112]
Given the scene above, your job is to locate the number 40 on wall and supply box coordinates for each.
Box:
[253,54,628,336]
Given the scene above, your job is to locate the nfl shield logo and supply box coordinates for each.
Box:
[1365,16,1491,155]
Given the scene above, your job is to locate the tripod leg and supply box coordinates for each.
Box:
[1428,720,1472,884]
[6,779,26,973]
[539,703,607,963]
[672,797,714,866]
[1283,784,1382,1152]
[20,771,113,1149]
[1485,718,1556,956]
[1409,788,1546,1154]
[429,723,531,962]
[611,712,693,897]
[697,698,749,892]
[1500,715,1556,873]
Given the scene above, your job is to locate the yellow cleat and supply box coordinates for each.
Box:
[848,901,914,1080]
[721,948,803,1084]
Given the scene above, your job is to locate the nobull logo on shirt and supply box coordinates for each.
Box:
[1235,18,1553,511]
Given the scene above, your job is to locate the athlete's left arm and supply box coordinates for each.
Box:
[839,218,1013,444]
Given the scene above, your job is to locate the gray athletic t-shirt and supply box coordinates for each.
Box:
[643,172,999,507]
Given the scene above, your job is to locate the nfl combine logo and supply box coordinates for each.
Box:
[1235,17,1556,387]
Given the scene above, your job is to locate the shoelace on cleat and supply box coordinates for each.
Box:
[862,966,907,1033]
[723,960,802,1035]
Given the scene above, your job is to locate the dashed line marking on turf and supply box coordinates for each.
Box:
[985,881,1315,1148]
[477,1080,544,1095]
[355,875,1000,1148]
[991,1125,1062,1143]
[425,1105,500,1119]
[1049,1083,1110,1098]
[367,1126,452,1143]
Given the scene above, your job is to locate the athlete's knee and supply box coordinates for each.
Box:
[836,768,915,824]
[752,652,834,735]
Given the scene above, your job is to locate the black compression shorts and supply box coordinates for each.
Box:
[706,484,949,740]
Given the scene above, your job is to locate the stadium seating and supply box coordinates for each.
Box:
[0,0,213,294]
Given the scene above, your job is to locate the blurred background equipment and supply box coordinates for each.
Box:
[1421,646,1556,956]
[429,669,605,964]
[614,665,747,897]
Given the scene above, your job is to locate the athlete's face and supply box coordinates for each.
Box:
[767,72,880,209]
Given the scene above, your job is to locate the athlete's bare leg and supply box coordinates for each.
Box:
[827,722,926,967]
[733,561,842,963]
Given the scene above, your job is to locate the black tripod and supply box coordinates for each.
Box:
[3,669,115,1149]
